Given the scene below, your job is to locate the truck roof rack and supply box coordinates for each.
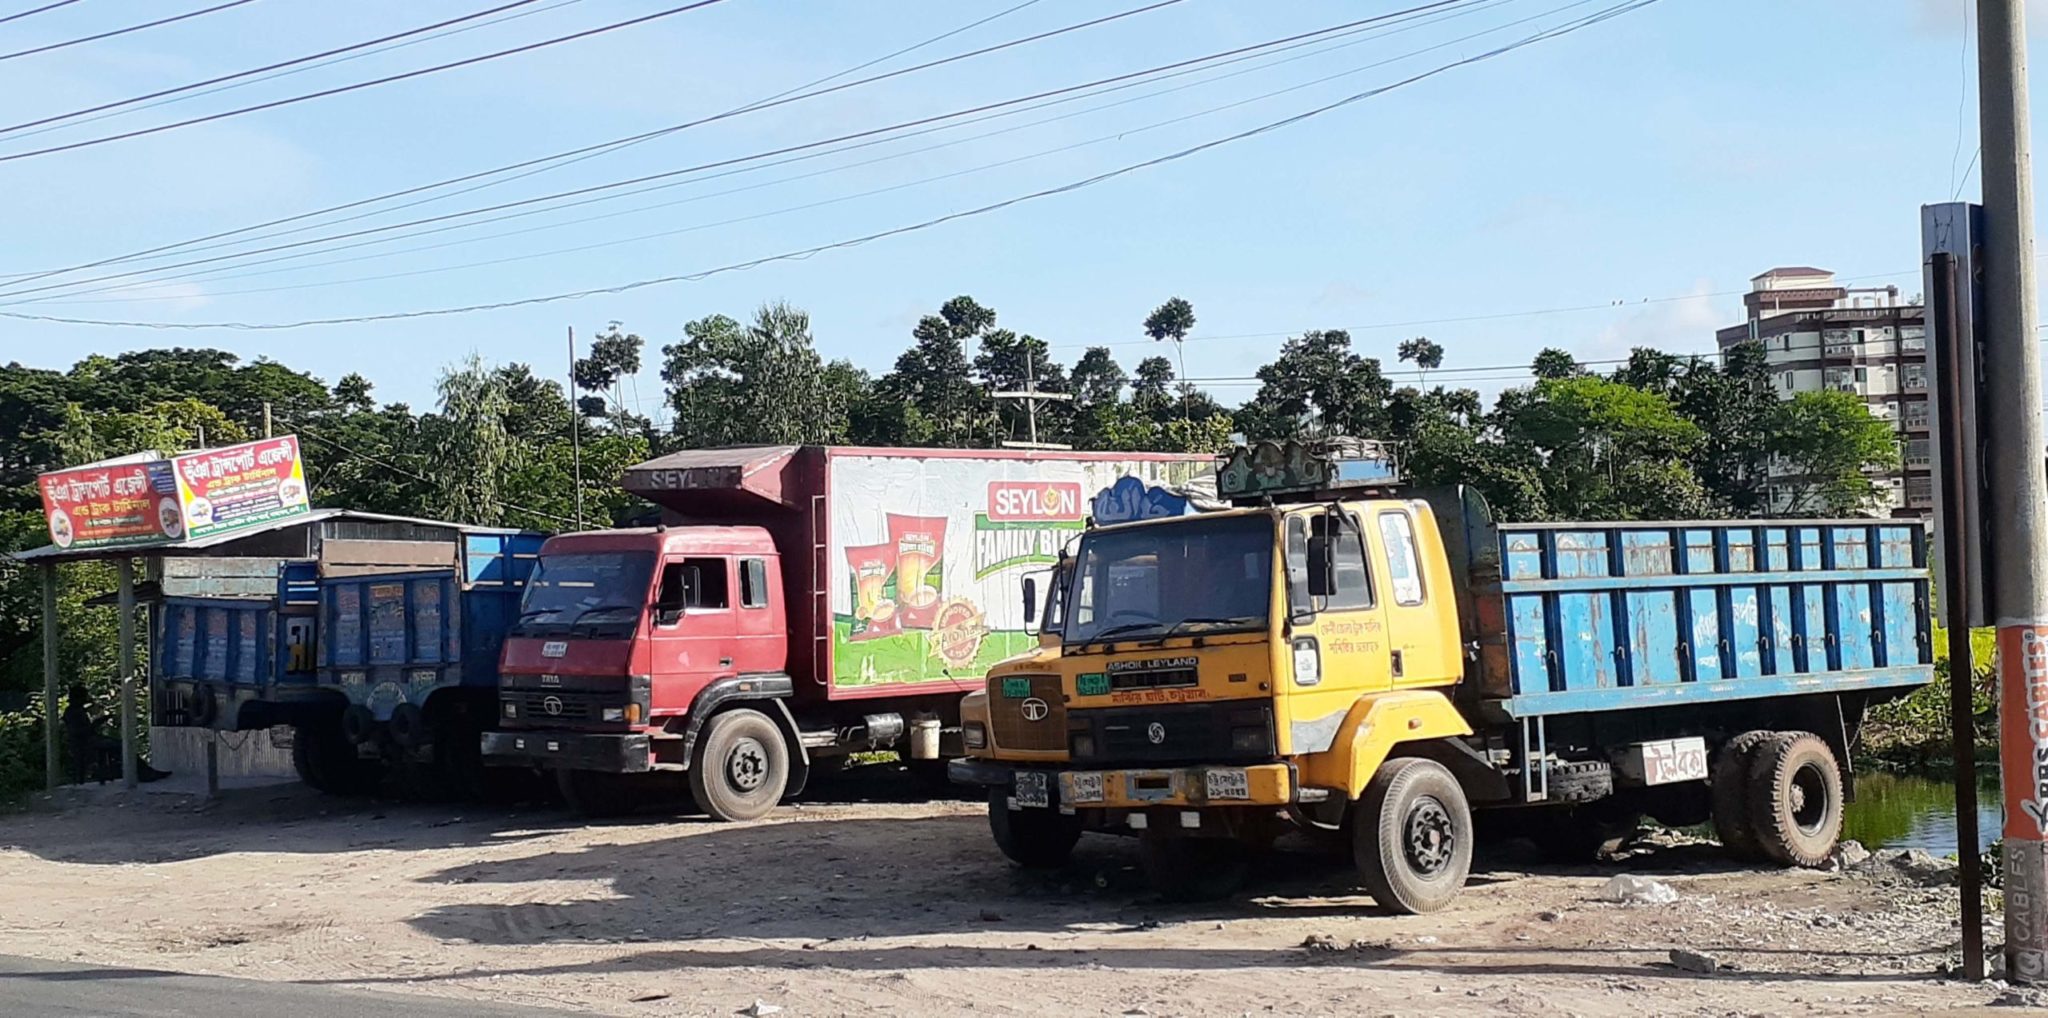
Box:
[1216,438,1404,506]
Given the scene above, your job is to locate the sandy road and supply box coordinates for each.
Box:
[0,770,2013,1017]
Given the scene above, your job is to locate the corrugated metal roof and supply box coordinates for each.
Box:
[4,508,536,564]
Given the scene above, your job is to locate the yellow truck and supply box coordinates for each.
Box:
[951,439,1933,911]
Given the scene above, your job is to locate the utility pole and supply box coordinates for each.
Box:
[1978,0,2048,985]
[568,326,585,530]
[262,401,273,439]
[992,351,1073,450]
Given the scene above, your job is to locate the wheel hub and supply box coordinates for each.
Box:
[727,737,768,792]
[1404,796,1456,875]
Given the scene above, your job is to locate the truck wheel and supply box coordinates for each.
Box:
[1137,833,1250,902]
[1354,757,1472,915]
[291,723,381,796]
[1745,732,1843,868]
[557,769,642,818]
[1710,730,1774,860]
[689,708,789,822]
[986,791,1080,868]
[1544,760,1613,802]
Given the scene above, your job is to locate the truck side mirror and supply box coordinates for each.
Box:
[1022,576,1038,627]
[1307,532,1337,598]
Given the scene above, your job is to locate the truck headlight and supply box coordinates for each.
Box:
[601,707,626,723]
[503,701,518,717]
[1070,733,1096,759]
[963,722,987,749]
[1293,638,1321,687]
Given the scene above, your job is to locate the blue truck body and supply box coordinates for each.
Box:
[155,586,318,728]
[317,532,541,724]
[1478,520,1931,717]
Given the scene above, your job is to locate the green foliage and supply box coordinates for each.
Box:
[663,303,850,448]
[1238,329,1392,441]
[1142,297,1196,344]
[1769,389,1902,515]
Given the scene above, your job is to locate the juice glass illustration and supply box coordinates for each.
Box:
[887,513,947,629]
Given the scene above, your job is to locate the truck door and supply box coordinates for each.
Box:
[647,556,738,713]
[731,554,786,673]
[1369,505,1459,687]
[1282,510,1393,756]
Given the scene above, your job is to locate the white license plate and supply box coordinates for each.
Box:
[1013,771,1050,809]
[1065,771,1104,804]
[1204,769,1251,801]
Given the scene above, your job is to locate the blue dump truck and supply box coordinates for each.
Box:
[955,441,1933,908]
[154,523,542,797]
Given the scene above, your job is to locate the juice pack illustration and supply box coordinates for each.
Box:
[845,543,899,641]
[887,513,947,629]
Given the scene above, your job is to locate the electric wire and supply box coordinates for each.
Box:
[0,0,85,28]
[0,0,1666,331]
[0,0,256,63]
[0,0,1197,287]
[0,0,1485,302]
[15,0,1534,305]
[0,0,736,163]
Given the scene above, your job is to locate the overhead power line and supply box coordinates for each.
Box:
[0,0,257,63]
[0,0,559,139]
[11,0,1565,306]
[0,0,737,163]
[0,0,1665,331]
[290,421,580,526]
[0,0,1482,302]
[0,0,1194,288]
[0,0,86,28]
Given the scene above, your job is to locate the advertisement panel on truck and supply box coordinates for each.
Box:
[826,452,1211,691]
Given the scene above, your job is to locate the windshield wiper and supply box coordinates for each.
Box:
[568,604,641,628]
[1077,621,1168,644]
[1156,615,1259,640]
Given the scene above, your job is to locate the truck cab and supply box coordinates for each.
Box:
[485,526,804,819]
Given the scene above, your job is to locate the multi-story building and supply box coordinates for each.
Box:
[1715,267,1928,515]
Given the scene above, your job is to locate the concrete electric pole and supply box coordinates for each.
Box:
[1977,0,2048,985]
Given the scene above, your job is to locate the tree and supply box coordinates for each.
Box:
[974,329,1070,445]
[867,296,998,447]
[1530,348,1580,381]
[574,324,646,431]
[1767,390,1901,516]
[1671,344,1778,514]
[1504,375,1709,519]
[1236,329,1392,441]
[1397,336,1444,387]
[1143,297,1198,425]
[663,302,848,448]
[424,355,515,527]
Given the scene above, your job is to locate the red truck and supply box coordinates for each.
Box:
[481,445,1212,819]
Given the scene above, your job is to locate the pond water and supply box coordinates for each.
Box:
[1841,770,2004,853]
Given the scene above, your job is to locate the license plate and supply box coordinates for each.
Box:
[1013,771,1050,809]
[1065,771,1104,804]
[1204,769,1251,801]
[1001,677,1032,699]
[1076,672,1109,696]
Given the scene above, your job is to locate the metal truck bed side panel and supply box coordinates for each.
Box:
[156,596,311,695]
[1483,520,1932,716]
[318,567,527,720]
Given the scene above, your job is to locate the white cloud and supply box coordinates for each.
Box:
[1582,281,1726,361]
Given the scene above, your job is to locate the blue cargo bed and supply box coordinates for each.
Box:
[1474,520,1932,717]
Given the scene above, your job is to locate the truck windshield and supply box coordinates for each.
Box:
[513,551,656,637]
[1064,515,1273,645]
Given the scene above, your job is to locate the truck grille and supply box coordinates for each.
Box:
[508,691,608,725]
[1108,664,1198,692]
[988,675,1065,752]
[1069,702,1274,766]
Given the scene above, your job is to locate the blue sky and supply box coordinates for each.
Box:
[0,0,2025,417]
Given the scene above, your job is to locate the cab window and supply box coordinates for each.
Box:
[1287,512,1371,614]
[1378,510,1426,606]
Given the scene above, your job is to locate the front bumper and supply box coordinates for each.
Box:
[1060,762,1293,809]
[481,730,650,772]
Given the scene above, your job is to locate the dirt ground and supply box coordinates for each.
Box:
[0,769,2020,1018]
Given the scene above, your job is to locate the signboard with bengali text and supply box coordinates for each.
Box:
[170,435,310,542]
[36,458,180,550]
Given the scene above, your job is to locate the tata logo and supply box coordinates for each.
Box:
[1020,697,1050,722]
[1146,722,1167,745]
[542,696,564,716]
[539,674,561,686]
[541,641,568,658]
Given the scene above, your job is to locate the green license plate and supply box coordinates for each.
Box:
[1001,677,1032,699]
[1076,673,1109,697]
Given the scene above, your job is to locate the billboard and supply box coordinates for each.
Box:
[35,435,312,551]
[826,453,1211,692]
[169,435,311,541]
[36,458,181,550]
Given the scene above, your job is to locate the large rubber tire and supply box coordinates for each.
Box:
[557,769,644,818]
[1745,732,1843,868]
[1711,730,1775,860]
[688,708,790,822]
[291,722,381,796]
[1545,759,1614,803]
[1354,757,1473,915]
[1137,833,1251,902]
[986,791,1081,868]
